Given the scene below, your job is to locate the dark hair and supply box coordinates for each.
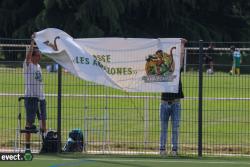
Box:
[230,45,235,51]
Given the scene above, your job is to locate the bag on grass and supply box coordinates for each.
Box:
[40,130,59,153]
[63,129,84,152]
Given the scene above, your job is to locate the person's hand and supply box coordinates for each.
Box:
[180,38,187,68]
[31,33,36,41]
[30,32,37,47]
[181,38,187,44]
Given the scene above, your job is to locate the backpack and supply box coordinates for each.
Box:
[40,130,59,153]
[63,129,85,152]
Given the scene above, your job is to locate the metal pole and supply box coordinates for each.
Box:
[83,92,88,152]
[57,65,62,152]
[198,40,203,157]
[103,90,110,152]
[103,104,107,152]
[144,97,149,149]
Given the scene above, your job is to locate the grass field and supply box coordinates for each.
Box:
[0,66,250,155]
[1,155,250,167]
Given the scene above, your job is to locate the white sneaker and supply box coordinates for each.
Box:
[160,150,167,156]
[171,151,178,157]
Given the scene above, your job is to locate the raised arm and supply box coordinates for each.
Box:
[180,38,187,68]
[25,33,36,64]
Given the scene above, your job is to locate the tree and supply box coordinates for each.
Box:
[0,0,250,41]
[0,0,43,38]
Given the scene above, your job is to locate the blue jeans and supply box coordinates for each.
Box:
[160,101,181,151]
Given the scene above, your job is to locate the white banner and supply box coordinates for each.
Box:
[35,28,182,92]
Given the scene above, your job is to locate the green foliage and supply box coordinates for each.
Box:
[0,0,250,40]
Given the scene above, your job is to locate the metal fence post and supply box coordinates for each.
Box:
[144,97,149,149]
[57,65,62,152]
[198,40,203,157]
[83,93,88,152]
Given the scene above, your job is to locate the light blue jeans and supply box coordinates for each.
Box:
[160,101,181,151]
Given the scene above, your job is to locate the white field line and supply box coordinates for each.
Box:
[34,157,250,165]
[1,93,250,100]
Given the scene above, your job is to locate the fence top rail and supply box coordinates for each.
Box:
[185,47,250,51]
[1,43,250,51]
[0,44,30,48]
[0,93,250,100]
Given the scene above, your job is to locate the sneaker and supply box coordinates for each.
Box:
[171,151,178,157]
[160,150,167,156]
[25,125,38,133]
[25,148,31,154]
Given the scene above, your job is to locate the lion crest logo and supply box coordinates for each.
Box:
[142,47,176,82]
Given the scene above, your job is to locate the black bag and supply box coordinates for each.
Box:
[63,129,84,152]
[40,130,59,153]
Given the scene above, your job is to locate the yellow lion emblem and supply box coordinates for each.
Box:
[145,47,176,76]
